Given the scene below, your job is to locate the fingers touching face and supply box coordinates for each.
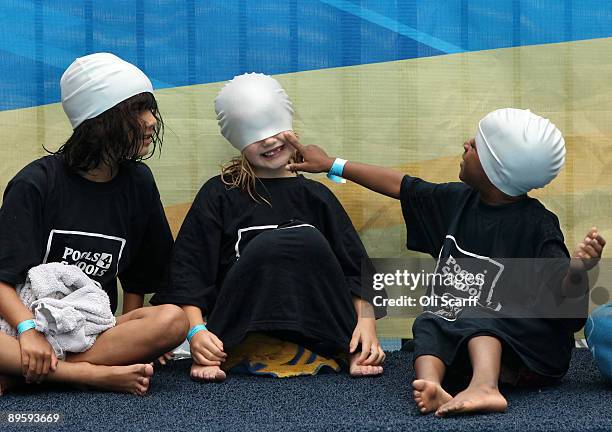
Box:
[242,132,296,173]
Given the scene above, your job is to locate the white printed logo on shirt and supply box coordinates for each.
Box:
[234,223,315,258]
[427,235,504,321]
[42,230,126,280]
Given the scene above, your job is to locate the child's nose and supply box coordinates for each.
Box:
[143,111,157,129]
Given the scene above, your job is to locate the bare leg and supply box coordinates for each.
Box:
[190,364,226,382]
[0,332,153,395]
[349,353,383,377]
[412,355,452,414]
[68,304,189,365]
[436,336,508,417]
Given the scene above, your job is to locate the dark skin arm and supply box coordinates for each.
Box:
[281,133,606,304]
[281,132,404,199]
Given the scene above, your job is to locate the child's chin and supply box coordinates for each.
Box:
[262,157,290,168]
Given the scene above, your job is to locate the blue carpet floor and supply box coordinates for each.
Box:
[0,349,610,431]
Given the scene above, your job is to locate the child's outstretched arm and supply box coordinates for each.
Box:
[282,132,404,199]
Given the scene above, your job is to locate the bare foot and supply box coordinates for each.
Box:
[88,363,154,395]
[435,385,507,417]
[190,364,226,382]
[349,353,383,377]
[0,374,21,396]
[412,379,452,414]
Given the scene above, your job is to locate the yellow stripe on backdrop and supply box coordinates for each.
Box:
[1,37,611,337]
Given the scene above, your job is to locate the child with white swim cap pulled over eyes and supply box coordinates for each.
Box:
[151,73,386,381]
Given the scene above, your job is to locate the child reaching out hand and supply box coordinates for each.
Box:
[283,108,604,416]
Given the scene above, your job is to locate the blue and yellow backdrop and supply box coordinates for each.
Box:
[1,0,611,336]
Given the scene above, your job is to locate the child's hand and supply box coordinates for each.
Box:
[572,227,606,272]
[18,329,58,383]
[189,330,227,366]
[280,131,335,173]
[349,317,385,366]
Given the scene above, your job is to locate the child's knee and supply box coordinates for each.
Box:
[153,304,189,344]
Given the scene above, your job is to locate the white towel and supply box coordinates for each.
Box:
[0,263,116,359]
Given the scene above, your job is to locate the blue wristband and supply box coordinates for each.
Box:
[16,319,36,336]
[187,324,208,343]
[327,158,348,183]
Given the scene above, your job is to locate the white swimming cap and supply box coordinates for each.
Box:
[60,53,153,129]
[475,108,565,196]
[214,73,294,151]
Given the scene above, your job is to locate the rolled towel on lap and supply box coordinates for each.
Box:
[0,263,116,359]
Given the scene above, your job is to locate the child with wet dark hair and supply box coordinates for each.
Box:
[0,53,188,396]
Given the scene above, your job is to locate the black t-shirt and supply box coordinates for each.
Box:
[400,175,582,377]
[0,155,173,313]
[402,176,569,258]
[151,175,375,316]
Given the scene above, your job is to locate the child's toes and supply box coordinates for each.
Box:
[364,365,382,376]
[436,402,456,417]
[436,405,449,416]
